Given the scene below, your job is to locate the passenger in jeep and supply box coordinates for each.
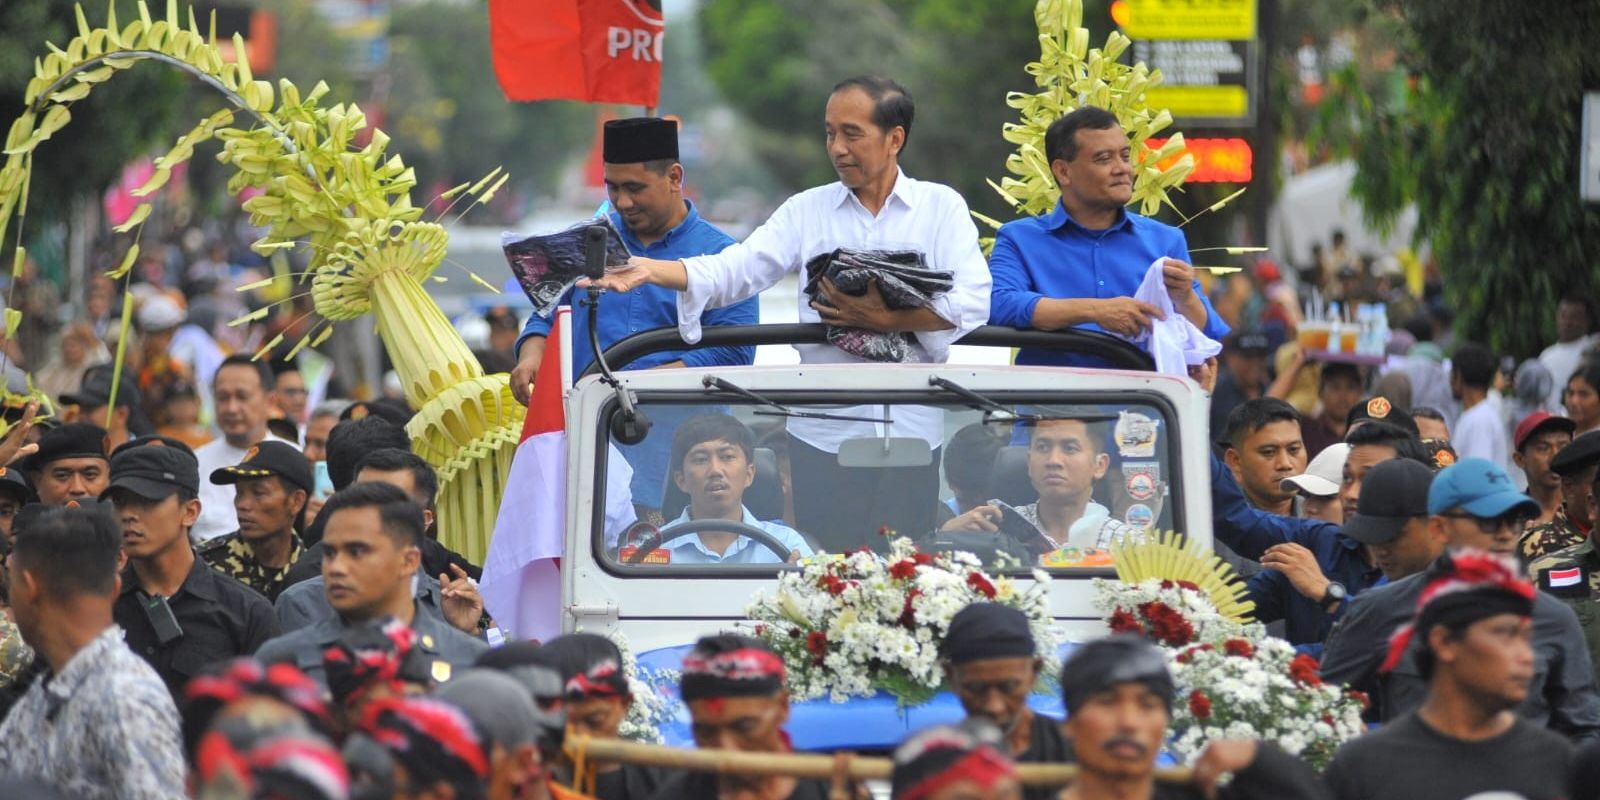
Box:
[660,415,811,565]
[939,418,1135,563]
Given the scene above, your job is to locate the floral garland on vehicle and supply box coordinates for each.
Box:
[603,632,681,745]
[1093,578,1366,769]
[747,538,1060,706]
[1095,534,1366,770]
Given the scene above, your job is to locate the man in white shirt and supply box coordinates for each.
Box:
[192,354,292,542]
[1539,295,1599,412]
[587,76,990,552]
[1451,342,1509,469]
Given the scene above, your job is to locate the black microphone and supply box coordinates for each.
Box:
[584,224,609,281]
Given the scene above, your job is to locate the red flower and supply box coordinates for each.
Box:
[820,575,848,596]
[1346,689,1370,710]
[1176,580,1201,592]
[1137,601,1196,646]
[898,589,922,629]
[966,572,997,599]
[754,624,769,637]
[1223,638,1255,658]
[1289,653,1323,687]
[1188,690,1213,720]
[805,631,828,658]
[1321,714,1336,726]
[1108,609,1143,635]
[1159,579,1175,589]
[913,552,934,566]
[878,526,895,538]
[788,628,802,639]
[889,559,919,581]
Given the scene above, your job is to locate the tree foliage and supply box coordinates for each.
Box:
[1320,0,1600,358]
[0,0,185,228]
[696,0,1053,220]
[386,0,594,216]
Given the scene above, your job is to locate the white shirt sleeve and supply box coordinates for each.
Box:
[677,198,804,344]
[911,188,992,362]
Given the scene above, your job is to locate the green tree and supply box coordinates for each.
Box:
[697,0,1048,221]
[1318,0,1600,358]
[0,1,184,229]
[386,0,594,217]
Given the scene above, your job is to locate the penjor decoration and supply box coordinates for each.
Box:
[0,0,523,562]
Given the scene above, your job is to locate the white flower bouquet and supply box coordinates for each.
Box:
[605,632,681,744]
[747,538,1060,705]
[1093,577,1367,770]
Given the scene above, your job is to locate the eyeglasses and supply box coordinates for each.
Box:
[1438,512,1529,537]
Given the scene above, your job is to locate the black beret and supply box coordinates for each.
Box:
[1553,430,1600,477]
[20,423,108,471]
[943,603,1036,665]
[1346,396,1418,436]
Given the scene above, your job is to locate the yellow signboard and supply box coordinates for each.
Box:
[1146,86,1250,119]
[1122,0,1257,41]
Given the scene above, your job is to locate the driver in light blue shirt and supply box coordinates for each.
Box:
[663,414,812,565]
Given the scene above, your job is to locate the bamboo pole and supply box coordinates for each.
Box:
[564,736,1195,787]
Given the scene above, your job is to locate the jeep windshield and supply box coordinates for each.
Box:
[589,385,1181,575]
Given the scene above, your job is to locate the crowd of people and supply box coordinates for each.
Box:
[0,71,1593,799]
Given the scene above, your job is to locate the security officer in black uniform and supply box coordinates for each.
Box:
[199,441,312,603]
[105,442,280,699]
[1529,431,1600,673]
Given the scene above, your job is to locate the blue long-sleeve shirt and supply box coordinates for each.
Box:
[1211,452,1381,647]
[515,201,756,508]
[516,201,757,378]
[987,201,1230,367]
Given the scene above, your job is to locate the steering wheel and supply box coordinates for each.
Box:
[624,518,796,565]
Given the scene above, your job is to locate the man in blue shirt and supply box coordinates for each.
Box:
[987,106,1230,366]
[510,118,758,517]
[658,414,810,566]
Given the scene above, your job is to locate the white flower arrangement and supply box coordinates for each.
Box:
[746,538,1061,705]
[605,631,682,744]
[1093,578,1368,770]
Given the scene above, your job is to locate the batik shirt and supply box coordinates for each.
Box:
[200,530,305,602]
[0,625,185,800]
[1519,505,1587,563]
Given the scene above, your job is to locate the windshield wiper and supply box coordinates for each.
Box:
[702,376,893,424]
[926,377,1118,424]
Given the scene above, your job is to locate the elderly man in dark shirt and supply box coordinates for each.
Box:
[1321,458,1600,740]
[943,602,1070,800]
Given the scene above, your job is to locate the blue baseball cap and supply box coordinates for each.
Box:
[1427,458,1540,518]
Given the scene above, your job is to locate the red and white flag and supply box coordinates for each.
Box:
[481,308,635,641]
[488,0,665,107]
[1548,567,1583,588]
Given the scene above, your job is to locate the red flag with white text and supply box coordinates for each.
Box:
[488,0,665,107]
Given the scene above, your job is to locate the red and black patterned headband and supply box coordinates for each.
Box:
[680,646,787,702]
[566,659,629,700]
[195,726,350,800]
[1381,549,1536,673]
[181,658,333,762]
[892,726,1015,800]
[361,697,490,794]
[323,616,430,707]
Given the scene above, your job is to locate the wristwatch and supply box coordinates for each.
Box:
[1319,582,1348,611]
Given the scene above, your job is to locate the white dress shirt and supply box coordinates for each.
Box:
[676,169,991,453]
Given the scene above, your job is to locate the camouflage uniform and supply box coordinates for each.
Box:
[0,613,31,689]
[199,531,304,603]
[1519,505,1587,563]
[1528,537,1600,673]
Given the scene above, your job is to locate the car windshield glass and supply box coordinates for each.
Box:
[592,393,1177,574]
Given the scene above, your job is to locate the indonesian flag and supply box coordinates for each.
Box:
[481,309,635,641]
[1548,567,1583,588]
[488,0,665,107]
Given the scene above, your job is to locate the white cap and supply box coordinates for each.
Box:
[1281,443,1350,497]
[137,295,184,332]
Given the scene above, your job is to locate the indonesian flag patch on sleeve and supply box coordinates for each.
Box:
[1539,564,1591,599]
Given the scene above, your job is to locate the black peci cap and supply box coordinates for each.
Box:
[602,117,678,164]
[943,602,1037,664]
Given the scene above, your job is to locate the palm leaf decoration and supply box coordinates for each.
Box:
[1110,530,1255,623]
[0,0,522,562]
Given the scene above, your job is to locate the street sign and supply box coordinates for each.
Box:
[1583,93,1600,202]
[1120,0,1256,41]
[1145,137,1253,183]
[1135,40,1255,124]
